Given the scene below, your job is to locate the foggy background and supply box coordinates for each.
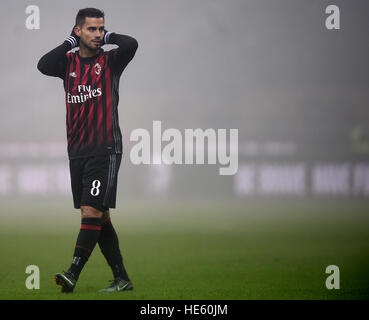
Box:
[0,0,368,203]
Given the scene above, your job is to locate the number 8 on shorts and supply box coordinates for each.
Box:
[90,180,101,196]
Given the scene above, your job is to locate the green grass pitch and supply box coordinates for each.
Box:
[0,199,368,300]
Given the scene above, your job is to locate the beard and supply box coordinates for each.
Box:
[80,38,101,52]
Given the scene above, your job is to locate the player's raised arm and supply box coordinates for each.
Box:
[104,31,138,75]
[37,27,80,79]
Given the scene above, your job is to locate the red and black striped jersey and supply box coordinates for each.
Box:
[37,33,138,159]
[64,49,124,158]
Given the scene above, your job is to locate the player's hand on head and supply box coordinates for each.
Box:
[102,29,112,45]
[66,25,80,49]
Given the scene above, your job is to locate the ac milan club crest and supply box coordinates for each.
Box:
[94,63,102,75]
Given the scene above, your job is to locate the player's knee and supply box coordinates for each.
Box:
[101,210,110,223]
[81,206,103,219]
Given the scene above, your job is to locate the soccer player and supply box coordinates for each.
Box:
[37,8,138,293]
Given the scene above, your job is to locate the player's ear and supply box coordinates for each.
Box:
[74,25,81,37]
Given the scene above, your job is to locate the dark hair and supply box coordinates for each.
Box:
[75,8,104,27]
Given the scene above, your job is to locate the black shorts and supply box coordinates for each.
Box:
[69,154,122,212]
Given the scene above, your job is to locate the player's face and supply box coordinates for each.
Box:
[77,17,105,51]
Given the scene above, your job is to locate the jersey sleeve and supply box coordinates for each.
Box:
[37,41,71,80]
[107,33,138,77]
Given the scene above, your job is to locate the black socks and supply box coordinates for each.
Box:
[98,217,130,282]
[68,216,130,282]
[69,217,102,279]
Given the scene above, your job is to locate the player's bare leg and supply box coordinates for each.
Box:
[80,205,104,219]
[101,210,110,223]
